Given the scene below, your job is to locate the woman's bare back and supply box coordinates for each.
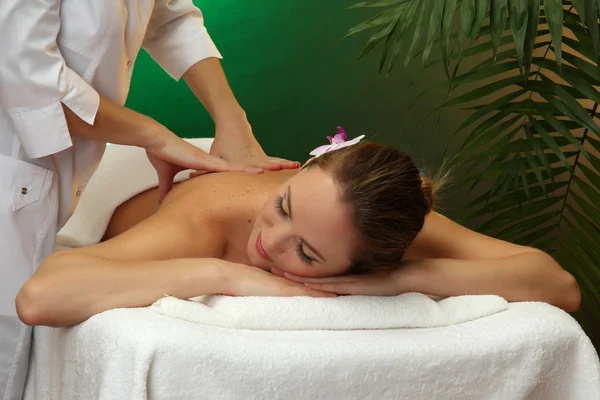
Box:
[102,170,295,241]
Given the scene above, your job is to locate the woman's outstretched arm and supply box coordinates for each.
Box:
[17,203,332,327]
[16,207,227,327]
[281,212,581,312]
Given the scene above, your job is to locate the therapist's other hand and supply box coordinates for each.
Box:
[271,266,413,296]
[210,119,300,171]
[146,129,263,203]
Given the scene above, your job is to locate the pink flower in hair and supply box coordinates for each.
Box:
[309,126,365,158]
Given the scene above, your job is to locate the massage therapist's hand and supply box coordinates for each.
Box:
[209,118,301,172]
[219,260,336,298]
[146,128,264,202]
[272,264,419,296]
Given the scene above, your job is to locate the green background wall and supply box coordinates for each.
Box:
[126,0,472,218]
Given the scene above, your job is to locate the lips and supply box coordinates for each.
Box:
[255,232,272,262]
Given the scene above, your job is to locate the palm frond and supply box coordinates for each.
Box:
[347,0,600,349]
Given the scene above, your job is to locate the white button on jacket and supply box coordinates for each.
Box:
[0,1,221,399]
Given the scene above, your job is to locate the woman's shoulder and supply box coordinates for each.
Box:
[103,171,270,241]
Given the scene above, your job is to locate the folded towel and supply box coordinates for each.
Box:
[152,293,508,330]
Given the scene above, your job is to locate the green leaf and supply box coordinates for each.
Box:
[441,0,459,77]
[543,0,564,66]
[528,115,573,170]
[513,223,559,246]
[358,23,398,59]
[562,218,600,261]
[538,74,600,139]
[454,89,526,134]
[470,0,489,42]
[459,0,475,51]
[558,238,600,302]
[464,180,567,219]
[459,104,520,147]
[497,159,519,198]
[461,114,522,154]
[405,0,431,67]
[565,203,600,247]
[349,0,411,8]
[490,0,509,57]
[525,123,553,186]
[561,49,600,86]
[531,58,600,103]
[579,164,600,190]
[378,16,401,73]
[570,191,600,227]
[562,36,597,63]
[570,0,587,24]
[345,7,404,37]
[517,147,527,197]
[496,211,561,241]
[523,0,540,75]
[522,136,545,189]
[587,136,600,152]
[472,40,550,71]
[475,195,563,232]
[442,73,536,109]
[423,0,445,64]
[445,61,520,87]
[508,0,529,73]
[575,175,600,213]
[385,0,420,74]
[585,0,600,58]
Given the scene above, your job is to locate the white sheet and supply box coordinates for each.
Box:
[25,138,600,399]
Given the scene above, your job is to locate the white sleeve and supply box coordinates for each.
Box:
[0,0,100,159]
[143,0,223,81]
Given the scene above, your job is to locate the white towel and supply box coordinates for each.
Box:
[152,293,508,330]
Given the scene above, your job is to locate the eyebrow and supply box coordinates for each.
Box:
[287,186,327,263]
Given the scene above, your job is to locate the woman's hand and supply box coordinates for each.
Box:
[272,266,416,296]
[210,119,300,171]
[221,261,336,298]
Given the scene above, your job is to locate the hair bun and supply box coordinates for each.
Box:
[420,176,434,213]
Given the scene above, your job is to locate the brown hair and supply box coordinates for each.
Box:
[307,141,434,273]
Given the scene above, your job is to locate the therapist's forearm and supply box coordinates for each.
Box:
[182,57,246,125]
[62,95,167,149]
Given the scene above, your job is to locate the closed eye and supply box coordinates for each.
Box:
[274,194,314,264]
[274,194,287,217]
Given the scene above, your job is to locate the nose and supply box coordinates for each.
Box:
[262,224,292,255]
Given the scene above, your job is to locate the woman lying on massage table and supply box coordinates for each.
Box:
[16,133,581,327]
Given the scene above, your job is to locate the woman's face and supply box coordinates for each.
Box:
[247,166,357,278]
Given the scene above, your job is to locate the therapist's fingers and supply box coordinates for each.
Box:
[258,159,301,171]
[189,170,211,178]
[156,168,176,204]
[195,154,264,174]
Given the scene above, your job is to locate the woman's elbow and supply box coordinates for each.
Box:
[16,253,67,326]
[16,280,49,326]
[535,250,581,313]
[557,271,581,313]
